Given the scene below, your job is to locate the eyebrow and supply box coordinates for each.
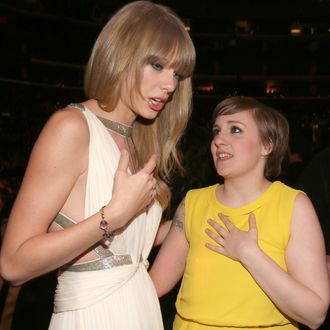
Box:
[228,120,245,125]
[215,120,246,127]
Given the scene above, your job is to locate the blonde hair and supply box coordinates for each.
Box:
[84,1,196,208]
[212,96,289,180]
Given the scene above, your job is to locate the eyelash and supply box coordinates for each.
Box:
[212,128,220,137]
[174,72,183,81]
[231,126,242,133]
[151,62,183,81]
[212,126,242,137]
[152,62,163,70]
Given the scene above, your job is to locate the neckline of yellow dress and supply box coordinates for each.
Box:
[212,181,280,215]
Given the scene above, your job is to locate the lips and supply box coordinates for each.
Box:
[216,152,233,160]
[148,97,167,112]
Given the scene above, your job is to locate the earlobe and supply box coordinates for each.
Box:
[262,142,273,156]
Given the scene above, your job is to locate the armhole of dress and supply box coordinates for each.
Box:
[56,104,116,260]
[183,195,190,242]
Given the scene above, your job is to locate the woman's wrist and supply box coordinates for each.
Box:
[239,244,263,268]
[99,205,114,246]
[99,202,124,233]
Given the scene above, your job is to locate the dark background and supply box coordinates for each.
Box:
[0,0,330,329]
[1,0,330,189]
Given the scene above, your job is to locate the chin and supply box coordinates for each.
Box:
[215,166,230,178]
[138,113,158,123]
[146,111,161,119]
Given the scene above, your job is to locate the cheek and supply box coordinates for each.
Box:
[140,68,155,89]
[240,139,265,158]
[240,136,259,148]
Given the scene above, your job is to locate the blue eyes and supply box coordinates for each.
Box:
[151,62,182,81]
[152,63,163,70]
[174,72,183,81]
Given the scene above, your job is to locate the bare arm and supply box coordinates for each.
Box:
[149,199,189,297]
[0,108,157,285]
[327,255,330,277]
[153,220,172,247]
[206,193,329,329]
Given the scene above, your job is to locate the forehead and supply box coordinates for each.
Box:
[214,110,257,126]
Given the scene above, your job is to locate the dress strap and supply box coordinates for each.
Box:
[67,102,86,112]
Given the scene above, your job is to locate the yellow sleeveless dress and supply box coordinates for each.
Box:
[174,181,300,330]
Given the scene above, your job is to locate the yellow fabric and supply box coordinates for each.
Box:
[174,313,298,330]
[175,181,300,330]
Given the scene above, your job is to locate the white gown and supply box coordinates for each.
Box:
[49,104,164,330]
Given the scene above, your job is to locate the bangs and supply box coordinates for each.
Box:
[213,102,242,123]
[213,96,261,121]
[142,22,195,78]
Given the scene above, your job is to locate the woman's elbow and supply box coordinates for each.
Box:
[306,303,329,329]
[307,317,326,330]
[0,255,28,286]
[316,305,330,329]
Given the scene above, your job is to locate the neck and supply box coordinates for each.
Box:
[96,99,136,126]
[96,116,132,138]
[218,177,271,207]
[83,99,134,123]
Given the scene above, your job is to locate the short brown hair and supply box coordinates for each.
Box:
[212,96,289,179]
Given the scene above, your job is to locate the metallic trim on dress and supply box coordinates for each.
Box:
[61,254,133,272]
[53,213,133,272]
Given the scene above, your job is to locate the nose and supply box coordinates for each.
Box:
[213,132,227,146]
[161,69,178,94]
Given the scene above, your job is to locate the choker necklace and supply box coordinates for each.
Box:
[97,116,132,138]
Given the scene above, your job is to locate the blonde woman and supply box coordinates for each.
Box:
[0,1,195,329]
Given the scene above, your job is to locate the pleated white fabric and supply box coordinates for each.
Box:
[49,105,164,329]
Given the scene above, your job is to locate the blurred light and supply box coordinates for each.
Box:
[183,18,190,32]
[266,80,283,95]
[195,83,214,93]
[234,20,253,35]
[291,23,302,35]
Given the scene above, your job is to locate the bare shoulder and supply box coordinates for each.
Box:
[41,106,89,142]
[34,106,89,155]
[292,192,318,224]
[27,105,90,176]
[290,191,323,242]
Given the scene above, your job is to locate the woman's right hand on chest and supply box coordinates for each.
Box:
[109,150,157,229]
